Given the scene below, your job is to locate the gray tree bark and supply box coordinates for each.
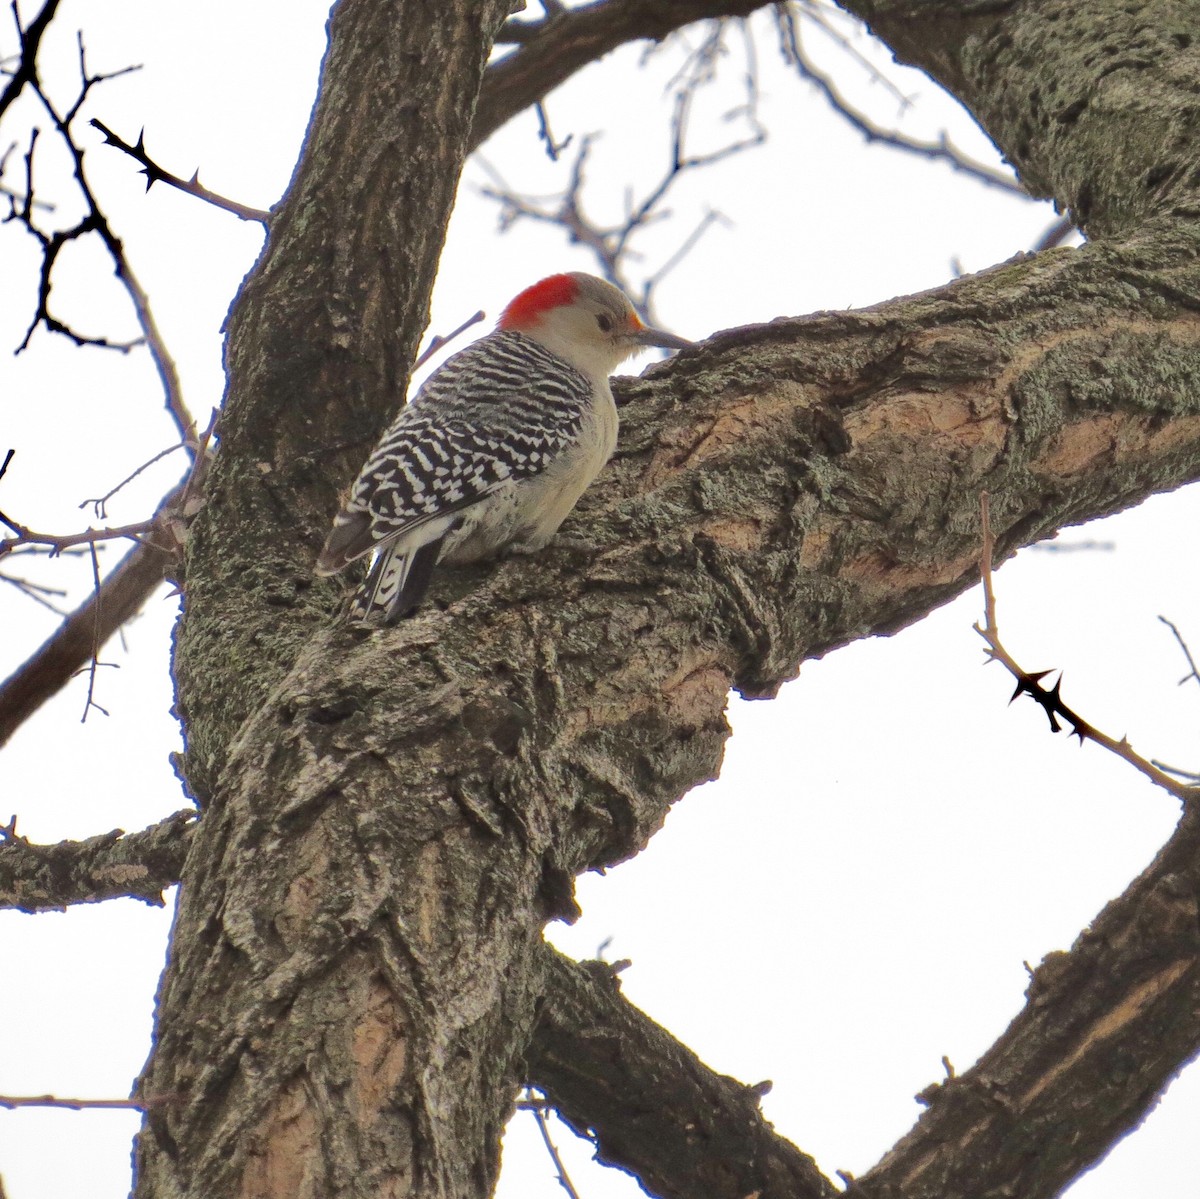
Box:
[132,1,1200,1197]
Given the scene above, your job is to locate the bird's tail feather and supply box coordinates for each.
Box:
[350,539,443,624]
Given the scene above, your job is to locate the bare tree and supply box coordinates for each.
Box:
[4,2,1200,1198]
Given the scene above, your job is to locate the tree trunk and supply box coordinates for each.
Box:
[135,2,1200,1197]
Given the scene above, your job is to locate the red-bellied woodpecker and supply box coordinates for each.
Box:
[315,272,691,623]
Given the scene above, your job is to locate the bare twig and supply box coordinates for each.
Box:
[1149,616,1200,781]
[0,514,164,560]
[476,0,769,148]
[0,1093,177,1111]
[1033,214,1078,252]
[414,311,486,371]
[773,5,1027,196]
[534,101,572,161]
[78,540,111,721]
[974,492,1198,804]
[0,570,69,614]
[11,132,144,354]
[0,0,62,121]
[478,28,759,327]
[90,119,269,223]
[527,1090,584,1199]
[79,442,187,519]
[0,135,53,209]
[1158,616,1200,689]
[8,35,198,450]
[0,487,181,748]
[801,3,911,109]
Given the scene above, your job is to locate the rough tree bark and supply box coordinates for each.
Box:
[127,2,1200,1198]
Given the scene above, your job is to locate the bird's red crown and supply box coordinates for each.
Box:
[498,274,581,330]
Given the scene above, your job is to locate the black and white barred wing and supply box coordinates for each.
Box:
[317,415,562,572]
[317,334,589,571]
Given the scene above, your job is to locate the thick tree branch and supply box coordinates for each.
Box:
[152,214,1200,1198]
[0,809,194,912]
[528,791,1200,1199]
[0,0,779,748]
[854,803,1200,1199]
[530,948,839,1199]
[132,5,1200,1199]
[11,783,1193,1199]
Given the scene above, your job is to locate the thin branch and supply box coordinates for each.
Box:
[0,808,195,912]
[0,1092,179,1111]
[0,569,69,614]
[534,101,572,161]
[0,134,53,209]
[0,514,166,560]
[89,119,269,223]
[801,3,912,109]
[1151,616,1200,781]
[527,1092,584,1199]
[12,38,198,450]
[475,0,770,149]
[0,484,182,748]
[478,35,759,328]
[973,492,1198,804]
[1159,615,1200,689]
[79,441,187,520]
[643,206,729,296]
[0,412,213,568]
[79,540,110,721]
[413,310,486,371]
[0,0,62,122]
[9,130,144,354]
[1033,213,1078,252]
[773,5,1027,196]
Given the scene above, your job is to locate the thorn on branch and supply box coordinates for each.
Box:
[89,119,269,223]
[8,48,200,451]
[1007,670,1092,741]
[973,492,1198,805]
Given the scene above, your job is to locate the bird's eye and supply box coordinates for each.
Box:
[596,313,614,333]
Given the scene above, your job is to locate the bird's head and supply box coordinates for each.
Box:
[498,272,691,379]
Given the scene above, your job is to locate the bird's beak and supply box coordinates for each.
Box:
[628,323,692,352]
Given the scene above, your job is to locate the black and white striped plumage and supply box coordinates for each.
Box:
[315,273,690,624]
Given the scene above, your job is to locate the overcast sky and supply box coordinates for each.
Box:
[2,3,1199,1197]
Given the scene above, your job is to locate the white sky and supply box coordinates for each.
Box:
[2,3,1198,1197]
